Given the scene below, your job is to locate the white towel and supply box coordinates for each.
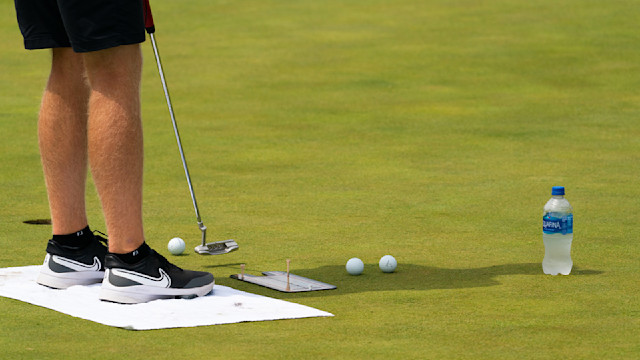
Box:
[0,265,333,330]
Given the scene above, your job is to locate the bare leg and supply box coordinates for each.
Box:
[83,44,145,254]
[39,48,90,235]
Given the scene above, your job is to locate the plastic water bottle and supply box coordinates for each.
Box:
[542,186,573,275]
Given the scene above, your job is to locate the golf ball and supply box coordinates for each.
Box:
[346,257,364,275]
[379,255,397,273]
[168,237,186,255]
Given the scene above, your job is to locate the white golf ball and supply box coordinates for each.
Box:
[168,237,186,255]
[346,257,364,275]
[379,255,397,273]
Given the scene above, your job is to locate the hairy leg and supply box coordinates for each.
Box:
[39,48,90,235]
[83,44,145,253]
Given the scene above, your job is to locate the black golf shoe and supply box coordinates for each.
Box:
[99,247,214,304]
[37,232,108,289]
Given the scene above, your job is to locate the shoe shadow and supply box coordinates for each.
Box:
[215,262,603,299]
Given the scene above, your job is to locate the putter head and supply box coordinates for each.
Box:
[195,239,239,255]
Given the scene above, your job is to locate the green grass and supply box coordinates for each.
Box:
[1,0,639,358]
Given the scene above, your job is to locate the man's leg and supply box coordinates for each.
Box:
[39,48,90,235]
[83,45,215,304]
[37,49,108,289]
[82,44,145,254]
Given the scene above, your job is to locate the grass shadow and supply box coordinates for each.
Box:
[204,262,245,268]
[216,263,603,299]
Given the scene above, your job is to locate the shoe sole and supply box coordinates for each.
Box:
[99,278,215,304]
[37,254,105,289]
[37,269,105,289]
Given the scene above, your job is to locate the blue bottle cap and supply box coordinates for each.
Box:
[551,186,565,195]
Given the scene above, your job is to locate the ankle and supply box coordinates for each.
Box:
[110,242,151,264]
[52,225,92,248]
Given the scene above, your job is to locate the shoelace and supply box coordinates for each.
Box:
[93,230,109,247]
[151,249,183,272]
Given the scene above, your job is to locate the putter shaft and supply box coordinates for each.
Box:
[149,32,207,246]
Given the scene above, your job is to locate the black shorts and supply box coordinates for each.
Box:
[14,0,146,53]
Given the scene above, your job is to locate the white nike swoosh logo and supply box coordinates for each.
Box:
[50,254,101,272]
[110,268,171,288]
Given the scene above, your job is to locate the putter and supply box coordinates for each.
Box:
[143,0,238,255]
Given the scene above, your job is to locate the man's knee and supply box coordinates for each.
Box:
[50,48,85,78]
[82,44,142,88]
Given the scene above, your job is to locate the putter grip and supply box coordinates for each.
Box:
[143,0,155,34]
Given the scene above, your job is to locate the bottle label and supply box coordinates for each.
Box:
[543,213,573,235]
